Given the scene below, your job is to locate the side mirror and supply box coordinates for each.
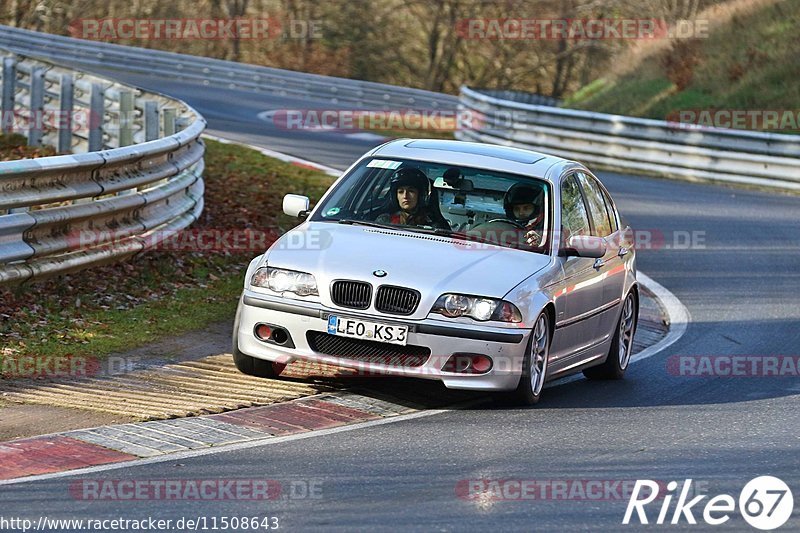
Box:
[562,235,607,258]
[457,178,474,192]
[443,167,461,187]
[283,194,310,219]
[434,176,474,192]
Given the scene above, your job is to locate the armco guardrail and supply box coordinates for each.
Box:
[0,50,205,285]
[457,86,800,191]
[0,25,457,111]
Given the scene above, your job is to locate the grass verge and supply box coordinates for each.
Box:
[565,1,800,132]
[0,138,334,370]
[372,128,455,140]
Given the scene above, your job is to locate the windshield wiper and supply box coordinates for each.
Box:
[337,220,545,252]
[403,226,454,236]
[336,219,398,230]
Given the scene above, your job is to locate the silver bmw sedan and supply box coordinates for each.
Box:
[233,139,638,405]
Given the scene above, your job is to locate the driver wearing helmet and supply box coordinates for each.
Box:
[375,168,448,229]
[503,183,544,247]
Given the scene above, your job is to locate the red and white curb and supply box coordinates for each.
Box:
[0,392,414,483]
[0,276,686,484]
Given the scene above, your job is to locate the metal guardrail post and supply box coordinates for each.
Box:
[0,48,207,285]
[144,100,158,141]
[163,108,176,137]
[27,66,45,146]
[1,57,14,134]
[118,89,134,147]
[58,73,73,153]
[457,86,800,191]
[88,82,104,151]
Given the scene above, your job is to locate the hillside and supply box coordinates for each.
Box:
[565,0,799,131]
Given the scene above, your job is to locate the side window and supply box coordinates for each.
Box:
[600,186,619,232]
[560,175,591,241]
[577,172,613,237]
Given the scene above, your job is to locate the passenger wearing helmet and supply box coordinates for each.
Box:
[375,168,449,229]
[503,183,544,246]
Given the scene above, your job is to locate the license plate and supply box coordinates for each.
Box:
[327,315,408,346]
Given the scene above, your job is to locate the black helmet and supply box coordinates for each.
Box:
[503,184,541,221]
[389,167,430,207]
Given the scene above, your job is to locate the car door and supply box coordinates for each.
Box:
[550,173,606,363]
[576,172,626,336]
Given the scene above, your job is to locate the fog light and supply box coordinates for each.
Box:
[442,353,493,374]
[255,324,272,340]
[271,328,289,345]
[470,355,492,373]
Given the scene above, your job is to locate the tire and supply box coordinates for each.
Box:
[232,296,286,379]
[583,291,638,380]
[509,311,551,406]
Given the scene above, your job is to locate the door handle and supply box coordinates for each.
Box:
[593,258,605,269]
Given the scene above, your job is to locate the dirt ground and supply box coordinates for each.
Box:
[0,404,135,441]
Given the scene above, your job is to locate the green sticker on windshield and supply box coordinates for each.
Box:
[367,159,402,169]
[325,207,341,217]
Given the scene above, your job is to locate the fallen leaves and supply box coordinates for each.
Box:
[0,139,334,362]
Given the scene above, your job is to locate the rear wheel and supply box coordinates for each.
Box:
[583,291,637,380]
[232,297,286,379]
[510,312,550,406]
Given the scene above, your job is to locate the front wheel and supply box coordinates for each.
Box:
[510,312,550,406]
[232,342,286,379]
[583,291,637,380]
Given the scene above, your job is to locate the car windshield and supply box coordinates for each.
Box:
[310,157,551,253]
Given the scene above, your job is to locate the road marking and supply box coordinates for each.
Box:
[0,272,687,486]
[202,133,341,176]
[0,272,691,486]
[629,272,690,364]
[0,127,691,483]
[546,272,690,387]
[345,132,390,141]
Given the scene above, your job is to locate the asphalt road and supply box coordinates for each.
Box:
[2,71,799,531]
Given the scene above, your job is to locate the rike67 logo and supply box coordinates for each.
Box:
[623,476,794,530]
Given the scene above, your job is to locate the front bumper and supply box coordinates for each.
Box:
[236,290,530,391]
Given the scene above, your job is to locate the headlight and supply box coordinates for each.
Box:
[431,294,522,322]
[250,266,318,297]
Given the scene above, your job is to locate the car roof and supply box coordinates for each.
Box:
[369,139,578,181]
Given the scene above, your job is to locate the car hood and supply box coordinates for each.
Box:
[261,222,552,318]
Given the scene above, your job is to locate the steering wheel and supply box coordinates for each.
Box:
[482,218,525,229]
